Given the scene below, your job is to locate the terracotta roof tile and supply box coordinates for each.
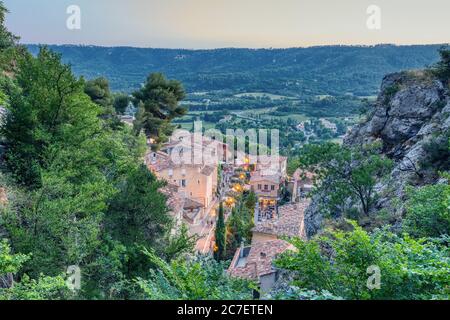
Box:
[159,183,184,217]
[252,202,310,239]
[228,239,294,280]
[183,198,204,210]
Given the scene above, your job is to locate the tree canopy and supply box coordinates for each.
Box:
[133,73,186,147]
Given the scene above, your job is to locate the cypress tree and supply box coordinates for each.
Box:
[214,203,226,261]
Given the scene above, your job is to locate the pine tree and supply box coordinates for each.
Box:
[214,203,226,261]
[132,73,186,148]
[432,47,450,83]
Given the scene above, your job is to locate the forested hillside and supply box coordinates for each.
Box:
[27,44,442,96]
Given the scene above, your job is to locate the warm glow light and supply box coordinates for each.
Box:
[224,197,235,207]
[233,184,243,193]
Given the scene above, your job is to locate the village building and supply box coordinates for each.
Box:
[228,239,295,294]
[255,155,288,178]
[291,168,315,202]
[147,152,219,224]
[146,132,229,228]
[320,118,338,133]
[244,155,288,207]
[249,173,282,207]
[228,200,310,294]
[252,202,308,243]
[158,183,185,234]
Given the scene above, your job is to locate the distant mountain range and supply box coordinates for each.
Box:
[27,44,443,96]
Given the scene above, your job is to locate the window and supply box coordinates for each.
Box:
[181,180,187,187]
[271,185,275,191]
[258,184,262,190]
[264,185,269,191]
[198,180,200,185]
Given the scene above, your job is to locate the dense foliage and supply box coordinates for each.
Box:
[226,192,256,258]
[404,178,450,238]
[0,5,248,300]
[135,248,253,300]
[292,142,392,218]
[275,222,450,300]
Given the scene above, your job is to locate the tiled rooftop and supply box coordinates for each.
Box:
[228,239,294,280]
[293,168,316,182]
[146,150,216,177]
[183,198,204,210]
[252,201,310,239]
[159,183,185,217]
[249,172,281,184]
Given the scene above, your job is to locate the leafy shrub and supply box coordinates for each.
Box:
[275,222,450,300]
[404,182,450,238]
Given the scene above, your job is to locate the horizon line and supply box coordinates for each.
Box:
[22,42,449,51]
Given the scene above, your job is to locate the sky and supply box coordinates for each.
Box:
[3,0,450,49]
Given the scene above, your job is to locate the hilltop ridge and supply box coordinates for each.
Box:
[27,44,442,95]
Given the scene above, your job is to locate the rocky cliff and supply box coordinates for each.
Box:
[305,70,450,237]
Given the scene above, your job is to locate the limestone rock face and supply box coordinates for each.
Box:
[305,71,449,238]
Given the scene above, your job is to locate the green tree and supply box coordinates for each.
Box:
[214,203,227,261]
[0,2,17,51]
[0,1,22,72]
[244,191,257,212]
[227,193,256,255]
[105,164,172,248]
[84,77,122,128]
[84,77,113,109]
[275,222,450,300]
[296,142,392,218]
[113,93,131,114]
[1,48,116,276]
[135,248,253,300]
[162,224,197,262]
[0,240,70,300]
[133,73,186,147]
[432,47,450,84]
[1,47,95,187]
[404,181,450,238]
